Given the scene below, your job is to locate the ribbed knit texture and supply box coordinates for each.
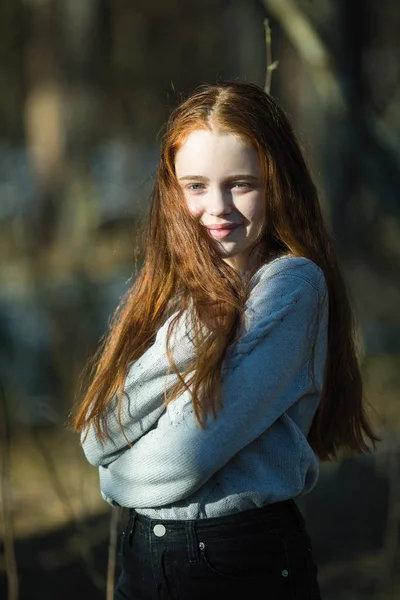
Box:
[81,257,328,519]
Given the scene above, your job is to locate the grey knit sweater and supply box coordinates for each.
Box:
[81,256,328,519]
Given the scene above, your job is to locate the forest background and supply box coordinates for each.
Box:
[0,1,399,599]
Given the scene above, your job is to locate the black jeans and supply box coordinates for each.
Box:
[114,499,321,599]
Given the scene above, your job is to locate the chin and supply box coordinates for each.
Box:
[218,242,248,256]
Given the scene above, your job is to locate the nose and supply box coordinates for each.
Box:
[207,185,232,216]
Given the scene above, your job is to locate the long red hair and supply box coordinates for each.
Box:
[71,81,379,461]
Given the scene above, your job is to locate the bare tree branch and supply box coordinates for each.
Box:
[263,19,278,94]
[262,0,400,220]
[262,0,345,111]
[107,507,120,600]
[0,385,19,600]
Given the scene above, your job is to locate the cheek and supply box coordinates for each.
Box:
[255,202,266,226]
[244,193,266,226]
[184,194,202,218]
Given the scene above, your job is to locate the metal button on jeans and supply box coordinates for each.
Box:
[282,569,289,577]
[153,524,166,537]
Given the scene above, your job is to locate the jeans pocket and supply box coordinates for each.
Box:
[198,529,291,584]
[278,530,321,600]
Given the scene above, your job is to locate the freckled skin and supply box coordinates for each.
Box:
[175,130,266,272]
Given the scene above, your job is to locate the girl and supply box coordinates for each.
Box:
[72,81,378,599]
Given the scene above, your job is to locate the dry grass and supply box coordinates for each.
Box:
[4,425,108,540]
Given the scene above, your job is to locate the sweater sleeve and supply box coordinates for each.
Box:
[81,310,196,466]
[98,262,328,508]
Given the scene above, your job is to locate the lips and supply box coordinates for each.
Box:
[206,224,240,239]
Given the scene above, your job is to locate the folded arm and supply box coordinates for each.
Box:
[81,310,196,466]
[99,261,328,507]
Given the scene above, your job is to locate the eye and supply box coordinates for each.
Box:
[232,182,252,190]
[186,183,205,192]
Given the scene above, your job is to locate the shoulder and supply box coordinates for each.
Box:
[249,256,326,297]
[243,257,327,328]
[232,256,328,353]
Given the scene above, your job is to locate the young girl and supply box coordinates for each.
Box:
[72,81,378,599]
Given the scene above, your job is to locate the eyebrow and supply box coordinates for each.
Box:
[178,174,261,182]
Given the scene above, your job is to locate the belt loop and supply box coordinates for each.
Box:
[185,520,200,563]
[128,509,137,545]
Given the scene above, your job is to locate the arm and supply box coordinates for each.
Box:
[81,310,196,466]
[99,261,328,508]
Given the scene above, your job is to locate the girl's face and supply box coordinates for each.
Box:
[175,129,266,272]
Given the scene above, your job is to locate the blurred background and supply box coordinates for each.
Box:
[0,0,399,599]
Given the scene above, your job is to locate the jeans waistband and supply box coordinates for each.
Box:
[129,499,305,535]
[126,499,305,565]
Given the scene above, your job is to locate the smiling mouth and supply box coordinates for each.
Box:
[207,225,240,239]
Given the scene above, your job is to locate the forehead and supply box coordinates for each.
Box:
[174,129,261,176]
